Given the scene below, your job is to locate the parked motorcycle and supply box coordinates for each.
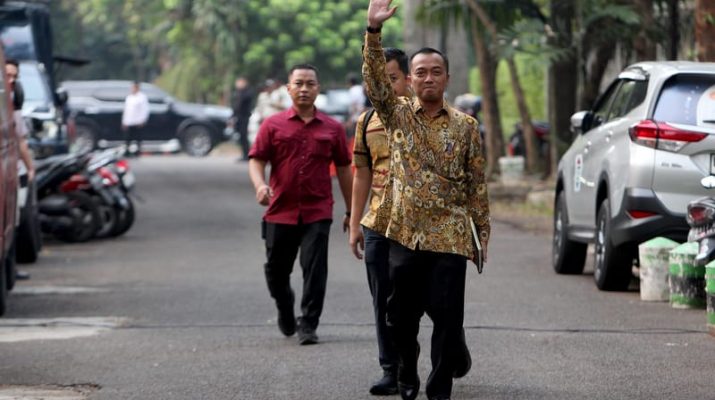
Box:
[35,152,102,242]
[508,120,550,159]
[686,175,715,265]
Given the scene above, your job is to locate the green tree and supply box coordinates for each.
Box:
[54,0,402,104]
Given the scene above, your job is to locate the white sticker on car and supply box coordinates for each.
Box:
[574,153,583,192]
[696,85,715,126]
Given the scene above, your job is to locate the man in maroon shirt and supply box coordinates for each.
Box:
[248,64,353,345]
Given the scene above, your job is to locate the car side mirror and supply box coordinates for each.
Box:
[570,111,592,136]
[56,88,68,106]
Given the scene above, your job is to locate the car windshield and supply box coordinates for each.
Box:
[0,24,36,60]
[18,62,50,104]
[653,74,715,127]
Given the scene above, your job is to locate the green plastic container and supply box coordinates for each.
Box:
[669,242,706,309]
[706,260,715,336]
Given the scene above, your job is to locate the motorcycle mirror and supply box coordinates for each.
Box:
[701,175,715,189]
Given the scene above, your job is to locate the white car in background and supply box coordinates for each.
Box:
[553,62,715,290]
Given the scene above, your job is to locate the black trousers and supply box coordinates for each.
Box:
[263,219,331,330]
[387,240,467,399]
[363,227,398,374]
[125,125,143,154]
[235,116,250,157]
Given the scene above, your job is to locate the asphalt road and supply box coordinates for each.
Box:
[1,155,713,400]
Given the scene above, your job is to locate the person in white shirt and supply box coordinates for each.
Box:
[121,81,150,157]
[347,73,366,137]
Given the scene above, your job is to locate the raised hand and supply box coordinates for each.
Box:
[367,0,397,29]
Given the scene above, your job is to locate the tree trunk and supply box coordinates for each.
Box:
[470,15,503,180]
[695,0,715,61]
[466,0,538,174]
[668,0,680,60]
[633,0,656,61]
[547,0,577,179]
[505,58,538,173]
[578,41,615,110]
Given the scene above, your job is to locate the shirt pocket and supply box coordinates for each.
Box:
[312,134,333,158]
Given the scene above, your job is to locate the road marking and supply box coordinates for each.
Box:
[0,385,97,399]
[13,286,109,295]
[0,317,128,343]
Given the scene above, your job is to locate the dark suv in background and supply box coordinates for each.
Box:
[0,1,74,159]
[62,80,233,157]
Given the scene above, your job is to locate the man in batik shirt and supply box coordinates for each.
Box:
[362,1,491,399]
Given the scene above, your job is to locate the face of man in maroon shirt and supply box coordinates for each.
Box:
[287,68,320,110]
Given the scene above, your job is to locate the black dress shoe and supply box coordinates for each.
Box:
[277,308,296,337]
[369,371,398,395]
[297,324,318,345]
[398,381,419,400]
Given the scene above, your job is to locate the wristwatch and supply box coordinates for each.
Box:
[366,25,382,34]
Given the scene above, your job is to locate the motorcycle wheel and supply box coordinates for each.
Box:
[94,199,118,239]
[110,196,135,237]
[55,191,102,243]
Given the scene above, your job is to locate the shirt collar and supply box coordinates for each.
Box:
[412,98,451,119]
[286,106,325,122]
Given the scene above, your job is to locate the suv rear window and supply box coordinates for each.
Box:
[653,74,715,126]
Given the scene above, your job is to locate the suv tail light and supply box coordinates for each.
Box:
[629,120,707,152]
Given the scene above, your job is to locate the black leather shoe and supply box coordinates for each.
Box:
[297,325,318,345]
[398,382,419,400]
[277,308,296,337]
[369,371,398,395]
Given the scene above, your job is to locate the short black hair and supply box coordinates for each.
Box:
[289,64,319,80]
[347,72,359,85]
[5,58,18,68]
[384,47,408,76]
[410,47,449,74]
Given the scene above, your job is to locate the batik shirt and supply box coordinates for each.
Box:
[352,109,391,231]
[362,31,490,259]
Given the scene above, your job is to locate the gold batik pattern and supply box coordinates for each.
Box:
[362,32,490,258]
[353,109,391,231]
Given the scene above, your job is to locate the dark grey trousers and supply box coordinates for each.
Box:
[363,227,399,374]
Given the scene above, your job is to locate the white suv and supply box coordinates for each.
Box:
[553,61,715,290]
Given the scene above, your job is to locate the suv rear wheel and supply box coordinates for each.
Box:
[181,125,213,157]
[74,124,97,154]
[553,191,587,274]
[594,199,636,291]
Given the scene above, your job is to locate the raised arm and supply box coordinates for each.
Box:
[362,0,399,128]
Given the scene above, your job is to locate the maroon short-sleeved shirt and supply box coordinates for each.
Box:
[249,107,351,225]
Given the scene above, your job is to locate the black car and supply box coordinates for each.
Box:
[61,80,234,156]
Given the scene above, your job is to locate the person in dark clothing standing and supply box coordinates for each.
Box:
[231,77,254,161]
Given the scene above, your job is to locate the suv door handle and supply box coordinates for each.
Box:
[584,140,592,154]
[606,131,613,143]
